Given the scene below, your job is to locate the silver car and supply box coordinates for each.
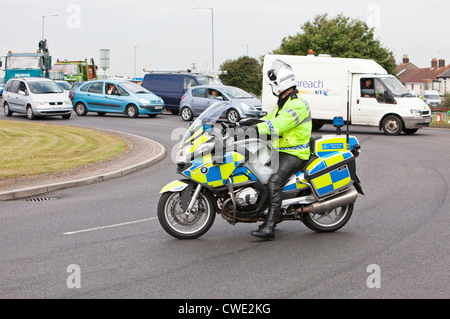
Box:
[179,85,266,123]
[3,77,73,120]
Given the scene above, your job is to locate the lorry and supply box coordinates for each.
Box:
[262,54,432,135]
[51,59,98,83]
[1,40,52,83]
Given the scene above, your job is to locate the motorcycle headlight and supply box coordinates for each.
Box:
[194,141,215,156]
[176,145,191,164]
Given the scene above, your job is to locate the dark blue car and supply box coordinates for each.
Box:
[72,80,165,118]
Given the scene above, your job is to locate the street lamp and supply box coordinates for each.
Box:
[134,45,145,78]
[193,7,215,73]
[42,14,58,40]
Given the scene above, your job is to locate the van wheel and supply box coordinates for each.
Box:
[126,105,139,118]
[227,109,240,124]
[382,115,403,135]
[27,106,36,120]
[4,103,13,116]
[181,107,193,121]
[170,110,179,115]
[312,120,324,131]
[75,103,87,116]
[62,113,71,119]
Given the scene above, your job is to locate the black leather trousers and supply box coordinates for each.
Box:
[267,152,307,211]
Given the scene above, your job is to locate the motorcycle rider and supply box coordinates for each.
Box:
[249,60,312,240]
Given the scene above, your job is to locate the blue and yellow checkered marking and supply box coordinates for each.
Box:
[312,166,351,196]
[307,152,353,197]
[228,167,258,185]
[309,152,352,175]
[282,172,309,192]
[182,152,246,187]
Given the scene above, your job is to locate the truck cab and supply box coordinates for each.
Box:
[2,52,44,83]
[351,74,431,134]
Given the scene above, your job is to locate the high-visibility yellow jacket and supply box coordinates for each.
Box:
[257,93,312,160]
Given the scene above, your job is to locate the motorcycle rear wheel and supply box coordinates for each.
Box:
[302,204,354,233]
[158,191,216,239]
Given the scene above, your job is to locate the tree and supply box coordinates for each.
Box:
[219,56,263,96]
[440,92,450,110]
[273,13,396,75]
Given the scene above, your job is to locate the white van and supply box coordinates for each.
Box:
[262,54,432,135]
[3,77,73,120]
[422,90,441,107]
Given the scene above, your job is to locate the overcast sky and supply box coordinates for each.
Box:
[1,0,449,78]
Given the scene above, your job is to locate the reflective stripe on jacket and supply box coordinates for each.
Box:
[257,94,312,160]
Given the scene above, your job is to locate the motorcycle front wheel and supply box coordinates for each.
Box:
[157,191,216,239]
[302,204,354,233]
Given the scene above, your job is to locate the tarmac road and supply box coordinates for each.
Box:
[0,105,449,299]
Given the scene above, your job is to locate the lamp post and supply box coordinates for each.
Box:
[193,7,215,73]
[134,45,145,78]
[42,14,58,40]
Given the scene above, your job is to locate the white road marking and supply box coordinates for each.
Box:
[63,217,157,235]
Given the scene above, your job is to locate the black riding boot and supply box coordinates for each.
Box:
[251,152,307,241]
[251,207,281,241]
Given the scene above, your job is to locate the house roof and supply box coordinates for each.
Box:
[436,68,450,78]
[399,65,450,83]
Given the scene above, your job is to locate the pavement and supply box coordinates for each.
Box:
[0,130,166,201]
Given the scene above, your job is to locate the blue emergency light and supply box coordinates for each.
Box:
[333,116,344,135]
[203,123,213,132]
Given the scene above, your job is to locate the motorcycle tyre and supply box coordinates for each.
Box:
[302,204,354,233]
[158,190,216,239]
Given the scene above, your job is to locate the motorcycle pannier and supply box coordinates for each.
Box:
[304,151,355,198]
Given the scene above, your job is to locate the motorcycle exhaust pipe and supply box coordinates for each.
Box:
[299,189,358,214]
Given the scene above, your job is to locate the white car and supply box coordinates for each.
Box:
[2,77,73,120]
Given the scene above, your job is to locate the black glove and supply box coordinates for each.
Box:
[236,125,258,140]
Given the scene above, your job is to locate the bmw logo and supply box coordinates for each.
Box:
[201,167,209,174]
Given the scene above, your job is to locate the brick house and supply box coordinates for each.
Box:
[397,55,449,96]
[436,68,450,95]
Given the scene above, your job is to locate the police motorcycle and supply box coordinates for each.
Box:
[158,102,364,239]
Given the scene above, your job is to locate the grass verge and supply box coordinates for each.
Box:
[0,121,129,180]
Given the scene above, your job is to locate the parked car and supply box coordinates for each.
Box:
[141,72,222,115]
[72,80,164,118]
[179,85,265,123]
[2,77,73,120]
[0,81,4,96]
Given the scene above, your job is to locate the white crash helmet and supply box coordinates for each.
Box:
[266,59,298,96]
